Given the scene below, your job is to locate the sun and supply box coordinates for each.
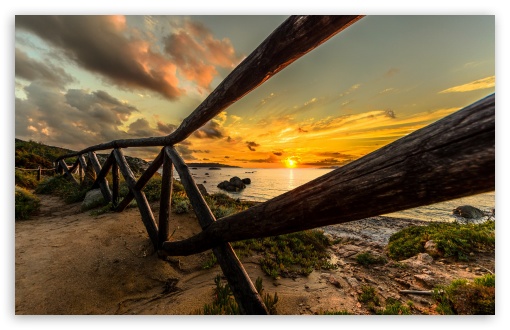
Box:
[284,157,297,168]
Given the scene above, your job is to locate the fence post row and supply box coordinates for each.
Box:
[49,15,496,314]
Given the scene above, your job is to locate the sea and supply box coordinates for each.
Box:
[168,167,495,223]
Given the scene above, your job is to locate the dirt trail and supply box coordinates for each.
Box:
[15,194,495,315]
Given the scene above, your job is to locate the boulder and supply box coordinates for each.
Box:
[81,189,106,211]
[197,184,209,197]
[242,178,251,184]
[452,205,485,219]
[217,176,247,192]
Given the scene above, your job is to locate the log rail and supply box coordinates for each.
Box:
[51,15,495,314]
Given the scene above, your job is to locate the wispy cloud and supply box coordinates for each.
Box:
[439,76,495,93]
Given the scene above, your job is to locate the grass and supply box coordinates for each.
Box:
[433,274,495,315]
[193,275,278,315]
[15,169,39,189]
[355,251,387,266]
[387,220,495,261]
[15,186,41,220]
[230,229,336,279]
[35,176,90,204]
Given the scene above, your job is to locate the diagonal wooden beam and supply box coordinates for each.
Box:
[58,159,78,185]
[165,146,268,315]
[88,152,112,202]
[55,15,363,160]
[113,149,159,249]
[161,93,495,256]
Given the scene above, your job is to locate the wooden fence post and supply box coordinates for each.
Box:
[37,166,41,181]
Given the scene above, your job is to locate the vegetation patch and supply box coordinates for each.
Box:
[15,186,41,220]
[377,298,412,315]
[15,169,39,189]
[35,176,90,204]
[355,251,387,266]
[387,221,495,261]
[232,230,336,279]
[193,275,278,315]
[433,274,495,315]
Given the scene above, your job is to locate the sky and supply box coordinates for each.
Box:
[14,14,495,168]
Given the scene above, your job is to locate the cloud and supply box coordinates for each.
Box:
[272,152,283,156]
[164,19,242,91]
[15,48,74,88]
[302,158,351,166]
[156,121,177,135]
[175,144,197,161]
[15,82,140,148]
[193,119,225,139]
[246,141,260,151]
[439,76,495,93]
[16,15,183,100]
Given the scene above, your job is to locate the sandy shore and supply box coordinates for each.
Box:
[15,194,495,315]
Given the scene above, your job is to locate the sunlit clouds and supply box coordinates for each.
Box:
[439,76,495,94]
[14,15,495,167]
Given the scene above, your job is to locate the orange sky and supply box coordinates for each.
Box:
[15,15,495,168]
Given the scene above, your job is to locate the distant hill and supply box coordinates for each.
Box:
[15,139,149,175]
[187,162,241,168]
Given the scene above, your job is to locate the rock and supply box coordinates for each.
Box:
[81,189,106,211]
[217,176,247,192]
[242,178,251,184]
[417,253,434,264]
[196,184,209,197]
[413,274,440,288]
[452,205,485,219]
[329,276,342,288]
[424,240,438,255]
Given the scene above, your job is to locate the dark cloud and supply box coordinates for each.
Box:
[127,118,154,137]
[203,158,209,161]
[193,120,224,139]
[298,127,308,133]
[314,152,354,159]
[15,48,74,87]
[175,144,197,161]
[385,109,396,118]
[224,156,230,158]
[302,158,351,166]
[272,152,283,156]
[16,15,183,100]
[236,154,279,163]
[15,82,139,148]
[156,121,177,135]
[246,141,260,151]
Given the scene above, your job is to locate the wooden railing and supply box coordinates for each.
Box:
[53,15,495,314]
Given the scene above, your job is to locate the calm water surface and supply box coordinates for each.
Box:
[170,167,495,222]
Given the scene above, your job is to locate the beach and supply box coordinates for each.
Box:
[15,193,495,315]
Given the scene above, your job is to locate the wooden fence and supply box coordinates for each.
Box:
[53,15,495,314]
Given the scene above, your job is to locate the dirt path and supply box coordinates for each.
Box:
[15,194,495,315]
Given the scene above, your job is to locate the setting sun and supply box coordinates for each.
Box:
[284,157,297,168]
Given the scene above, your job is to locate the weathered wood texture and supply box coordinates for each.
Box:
[55,16,363,160]
[112,161,119,207]
[114,149,165,212]
[88,152,112,202]
[158,153,173,247]
[113,149,159,248]
[165,146,269,315]
[91,152,115,190]
[58,160,78,185]
[161,93,495,256]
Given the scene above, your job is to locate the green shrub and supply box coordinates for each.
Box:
[35,176,90,204]
[15,186,41,220]
[387,221,495,261]
[232,229,336,279]
[319,310,353,315]
[15,170,39,189]
[378,298,412,315]
[433,274,495,315]
[172,194,191,214]
[356,251,387,266]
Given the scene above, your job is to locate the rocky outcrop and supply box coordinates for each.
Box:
[81,189,105,211]
[217,176,251,192]
[452,205,485,219]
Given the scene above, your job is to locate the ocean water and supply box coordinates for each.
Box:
[169,167,495,223]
